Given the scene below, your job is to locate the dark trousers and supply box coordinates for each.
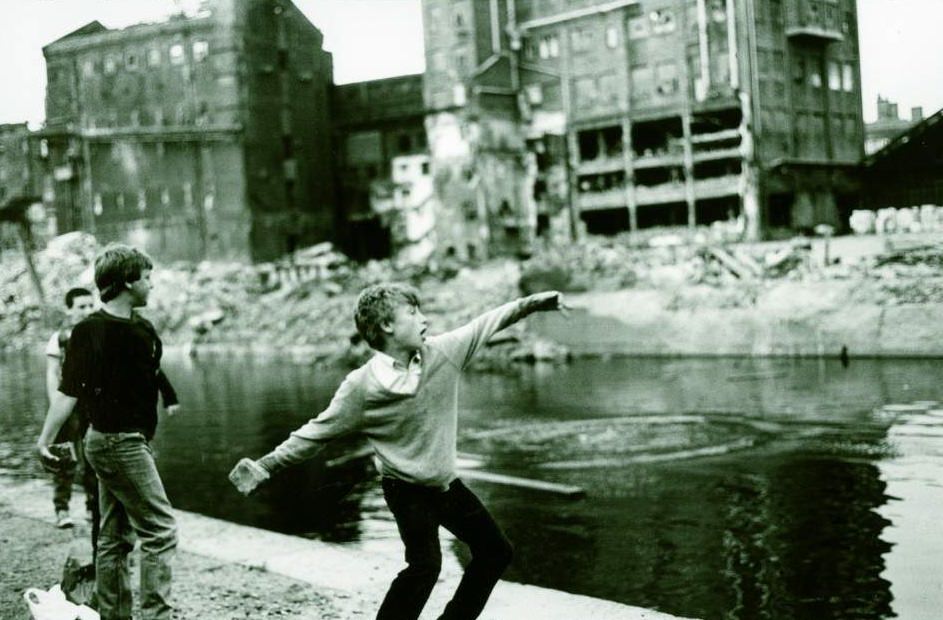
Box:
[377,478,513,620]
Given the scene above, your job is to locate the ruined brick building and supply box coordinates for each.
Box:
[38,0,335,262]
[420,0,864,252]
[332,74,428,260]
[26,0,867,263]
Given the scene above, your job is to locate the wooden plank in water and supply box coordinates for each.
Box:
[458,469,585,498]
[325,446,585,498]
[325,445,373,468]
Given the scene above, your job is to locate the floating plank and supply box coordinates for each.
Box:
[880,404,932,414]
[325,446,585,497]
[458,469,585,498]
[538,437,756,470]
[327,447,487,469]
[325,445,373,468]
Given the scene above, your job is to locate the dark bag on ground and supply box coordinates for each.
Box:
[61,556,95,607]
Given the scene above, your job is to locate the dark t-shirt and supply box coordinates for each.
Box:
[49,327,86,443]
[60,310,169,439]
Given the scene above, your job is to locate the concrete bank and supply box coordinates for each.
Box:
[532,284,943,358]
[0,475,693,620]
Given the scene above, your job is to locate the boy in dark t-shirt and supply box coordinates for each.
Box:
[37,244,179,620]
[45,287,180,553]
[61,310,179,439]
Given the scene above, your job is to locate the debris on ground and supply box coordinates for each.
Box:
[3,228,943,360]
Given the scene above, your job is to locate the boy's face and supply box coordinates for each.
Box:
[384,302,428,352]
[67,294,95,324]
[127,269,152,308]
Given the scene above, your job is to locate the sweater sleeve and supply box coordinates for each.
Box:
[428,300,523,370]
[257,372,366,474]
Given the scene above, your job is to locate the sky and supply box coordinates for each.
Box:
[0,0,940,126]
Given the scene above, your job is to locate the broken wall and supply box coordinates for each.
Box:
[84,137,249,261]
[425,111,530,260]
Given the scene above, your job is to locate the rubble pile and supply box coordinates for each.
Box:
[524,233,819,291]
[866,244,943,305]
[1,233,556,367]
[148,254,523,361]
[0,232,98,350]
[521,235,646,293]
[6,228,943,361]
[522,230,943,310]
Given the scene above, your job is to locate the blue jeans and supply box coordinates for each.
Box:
[84,429,177,620]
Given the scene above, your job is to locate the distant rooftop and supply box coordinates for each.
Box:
[43,4,214,54]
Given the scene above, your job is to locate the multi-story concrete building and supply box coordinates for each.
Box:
[421,0,864,247]
[332,74,427,260]
[39,0,335,262]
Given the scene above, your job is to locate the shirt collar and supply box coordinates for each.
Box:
[373,349,422,371]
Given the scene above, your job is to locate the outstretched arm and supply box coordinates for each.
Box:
[494,291,569,332]
[433,291,569,369]
[230,374,365,495]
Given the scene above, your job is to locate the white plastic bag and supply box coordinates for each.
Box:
[24,584,99,620]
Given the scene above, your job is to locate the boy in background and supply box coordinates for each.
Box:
[231,283,567,620]
[45,287,96,529]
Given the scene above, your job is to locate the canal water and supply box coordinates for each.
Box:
[2,351,941,620]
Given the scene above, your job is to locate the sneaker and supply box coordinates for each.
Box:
[56,510,74,528]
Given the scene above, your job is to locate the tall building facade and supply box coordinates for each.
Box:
[40,0,335,262]
[421,0,864,247]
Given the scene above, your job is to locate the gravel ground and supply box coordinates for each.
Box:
[0,511,374,620]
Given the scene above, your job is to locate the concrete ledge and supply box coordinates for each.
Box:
[0,474,695,620]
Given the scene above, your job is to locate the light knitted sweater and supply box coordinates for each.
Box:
[257,300,524,490]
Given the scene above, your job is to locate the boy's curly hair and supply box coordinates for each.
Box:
[94,244,153,302]
[354,283,421,349]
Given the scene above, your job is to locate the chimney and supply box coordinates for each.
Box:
[877,96,900,121]
[911,107,924,122]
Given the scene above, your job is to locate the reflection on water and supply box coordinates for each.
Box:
[2,351,941,619]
